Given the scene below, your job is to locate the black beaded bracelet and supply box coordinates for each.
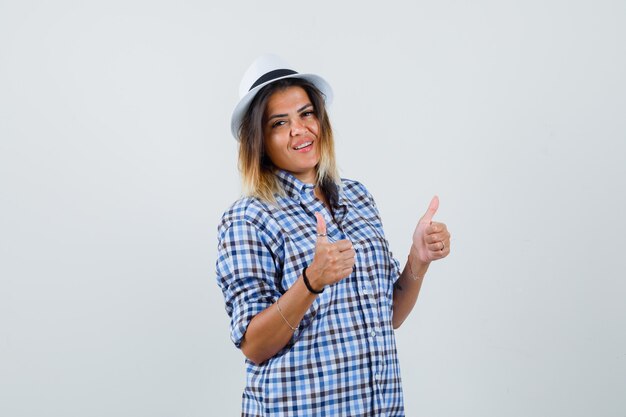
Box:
[302,266,324,294]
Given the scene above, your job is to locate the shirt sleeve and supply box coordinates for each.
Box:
[216,218,281,348]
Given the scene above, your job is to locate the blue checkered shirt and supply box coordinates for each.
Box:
[216,170,404,416]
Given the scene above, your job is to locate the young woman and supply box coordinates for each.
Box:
[216,54,451,416]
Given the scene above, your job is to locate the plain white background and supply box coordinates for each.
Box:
[1,1,625,416]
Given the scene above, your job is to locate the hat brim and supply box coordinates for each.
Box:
[230,73,333,140]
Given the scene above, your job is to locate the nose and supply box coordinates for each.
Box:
[290,119,307,136]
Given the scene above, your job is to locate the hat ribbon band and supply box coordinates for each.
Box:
[249,69,298,91]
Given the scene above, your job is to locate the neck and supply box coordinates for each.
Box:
[293,171,316,184]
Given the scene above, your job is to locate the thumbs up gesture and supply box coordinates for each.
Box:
[305,213,356,292]
[411,196,451,263]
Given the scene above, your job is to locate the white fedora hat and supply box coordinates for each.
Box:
[230,54,333,139]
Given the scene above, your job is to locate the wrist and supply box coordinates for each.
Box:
[303,266,324,294]
[408,245,430,280]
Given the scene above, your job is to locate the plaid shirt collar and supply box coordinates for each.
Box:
[275,169,348,208]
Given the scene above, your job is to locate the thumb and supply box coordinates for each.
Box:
[419,195,439,225]
[315,212,328,243]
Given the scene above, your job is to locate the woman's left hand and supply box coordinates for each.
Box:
[411,196,451,263]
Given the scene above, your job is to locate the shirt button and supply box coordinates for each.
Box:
[362,286,369,295]
[371,330,377,338]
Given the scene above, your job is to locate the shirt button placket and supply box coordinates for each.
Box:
[352,233,383,404]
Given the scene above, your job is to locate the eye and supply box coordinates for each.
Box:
[271,120,286,128]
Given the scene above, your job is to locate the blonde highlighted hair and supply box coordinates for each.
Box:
[237,78,340,203]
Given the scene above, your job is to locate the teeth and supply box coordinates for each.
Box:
[294,141,312,150]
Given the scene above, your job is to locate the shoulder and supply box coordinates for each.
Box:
[217,196,281,243]
[219,196,272,223]
[340,178,377,208]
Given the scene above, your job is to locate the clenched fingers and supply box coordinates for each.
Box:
[425,232,449,245]
[429,245,450,260]
[332,239,354,252]
[426,222,447,235]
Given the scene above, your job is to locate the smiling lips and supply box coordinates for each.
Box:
[293,140,313,151]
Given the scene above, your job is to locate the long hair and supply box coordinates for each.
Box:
[237,78,340,203]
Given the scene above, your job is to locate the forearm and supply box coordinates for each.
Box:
[240,276,318,364]
[392,245,430,329]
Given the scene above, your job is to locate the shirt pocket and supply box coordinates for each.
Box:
[351,233,396,322]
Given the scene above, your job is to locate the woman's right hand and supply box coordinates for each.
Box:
[305,212,356,291]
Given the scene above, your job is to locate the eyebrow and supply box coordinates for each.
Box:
[266,103,313,121]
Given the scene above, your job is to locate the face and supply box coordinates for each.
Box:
[263,86,321,184]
